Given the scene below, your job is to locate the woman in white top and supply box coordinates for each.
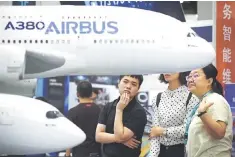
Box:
[149,72,199,157]
[185,64,233,157]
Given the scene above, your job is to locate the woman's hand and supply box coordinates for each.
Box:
[149,126,164,139]
[198,99,214,112]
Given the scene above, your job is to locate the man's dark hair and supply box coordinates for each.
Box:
[119,75,144,87]
[77,80,93,98]
[158,72,190,85]
[35,97,48,103]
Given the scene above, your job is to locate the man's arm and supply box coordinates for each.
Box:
[95,124,118,143]
[95,103,121,144]
[114,94,147,142]
[114,109,135,142]
[114,93,136,142]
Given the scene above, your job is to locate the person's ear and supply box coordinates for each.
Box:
[118,79,121,89]
[208,78,213,86]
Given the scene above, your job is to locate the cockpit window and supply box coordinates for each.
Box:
[187,32,197,37]
[46,111,64,119]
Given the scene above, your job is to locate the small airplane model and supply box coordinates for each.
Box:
[0,94,86,155]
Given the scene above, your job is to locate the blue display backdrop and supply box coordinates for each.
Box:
[12,1,36,6]
[35,76,70,115]
[43,76,70,115]
[225,83,235,114]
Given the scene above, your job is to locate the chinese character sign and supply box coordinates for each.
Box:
[223,47,232,63]
[223,25,232,41]
[216,2,235,86]
[217,3,235,156]
[223,69,232,83]
[223,3,232,20]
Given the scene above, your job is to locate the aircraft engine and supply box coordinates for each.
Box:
[0,45,78,81]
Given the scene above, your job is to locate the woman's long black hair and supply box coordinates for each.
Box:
[202,64,223,96]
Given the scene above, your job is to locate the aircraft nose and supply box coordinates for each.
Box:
[198,40,216,65]
[186,37,216,69]
[43,117,86,152]
[206,44,216,59]
[59,118,86,148]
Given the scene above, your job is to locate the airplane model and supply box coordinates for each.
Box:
[0,5,215,155]
[0,5,215,83]
[0,94,86,155]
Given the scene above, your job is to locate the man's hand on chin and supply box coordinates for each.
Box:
[116,92,130,111]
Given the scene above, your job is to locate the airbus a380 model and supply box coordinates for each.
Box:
[0,5,215,82]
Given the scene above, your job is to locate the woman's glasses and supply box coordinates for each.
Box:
[186,73,200,81]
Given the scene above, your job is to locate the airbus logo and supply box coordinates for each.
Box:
[4,21,119,35]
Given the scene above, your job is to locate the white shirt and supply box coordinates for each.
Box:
[150,85,199,157]
[186,93,233,157]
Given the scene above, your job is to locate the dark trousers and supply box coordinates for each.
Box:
[159,144,185,157]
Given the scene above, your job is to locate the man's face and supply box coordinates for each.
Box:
[118,76,140,98]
